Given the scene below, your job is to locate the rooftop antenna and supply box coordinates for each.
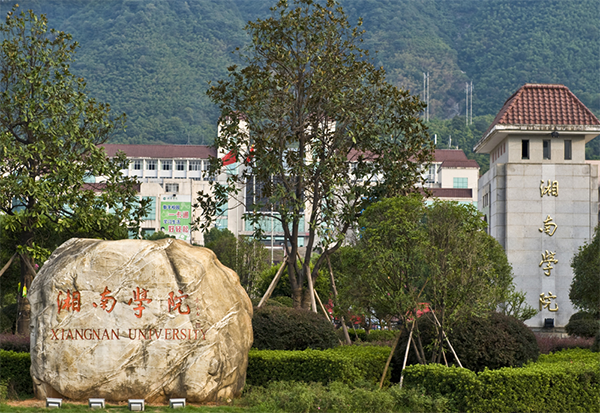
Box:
[449,135,452,148]
[434,134,437,145]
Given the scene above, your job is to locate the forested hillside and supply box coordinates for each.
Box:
[2,0,599,160]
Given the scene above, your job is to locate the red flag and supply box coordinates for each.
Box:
[222,150,236,166]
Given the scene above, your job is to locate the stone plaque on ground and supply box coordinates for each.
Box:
[29,238,253,403]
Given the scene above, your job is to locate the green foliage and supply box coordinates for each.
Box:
[200,0,433,309]
[449,312,539,372]
[403,349,600,413]
[240,380,449,413]
[0,7,147,333]
[252,306,338,351]
[566,312,600,339]
[403,364,480,412]
[348,197,517,347]
[0,350,32,398]
[9,0,598,149]
[254,262,331,304]
[246,346,391,386]
[203,228,270,295]
[570,224,600,315]
[392,312,539,380]
[592,332,600,353]
[498,286,538,322]
[349,329,396,343]
[143,231,175,240]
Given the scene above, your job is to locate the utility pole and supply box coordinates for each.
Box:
[470,81,473,125]
[465,81,473,125]
[423,72,430,122]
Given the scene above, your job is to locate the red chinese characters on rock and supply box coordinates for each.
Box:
[92,287,117,313]
[127,287,152,318]
[168,290,191,314]
[57,290,81,314]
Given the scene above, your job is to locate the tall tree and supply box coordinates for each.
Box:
[0,8,147,334]
[199,0,432,309]
[570,224,600,316]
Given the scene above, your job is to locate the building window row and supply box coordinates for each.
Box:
[124,159,211,172]
[522,139,572,161]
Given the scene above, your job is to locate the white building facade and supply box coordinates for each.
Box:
[475,84,600,328]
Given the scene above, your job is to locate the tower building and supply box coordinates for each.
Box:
[475,84,600,328]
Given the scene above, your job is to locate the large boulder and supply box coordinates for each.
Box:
[29,238,253,403]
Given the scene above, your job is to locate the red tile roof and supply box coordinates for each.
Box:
[433,149,469,162]
[432,150,479,168]
[101,144,216,159]
[487,84,600,132]
[440,159,479,168]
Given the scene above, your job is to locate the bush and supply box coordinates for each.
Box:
[240,381,449,413]
[535,333,593,354]
[0,304,17,334]
[403,349,600,413]
[391,312,539,378]
[0,334,30,352]
[592,331,600,352]
[348,329,396,343]
[0,350,32,398]
[253,306,338,350]
[566,312,600,338]
[247,346,392,386]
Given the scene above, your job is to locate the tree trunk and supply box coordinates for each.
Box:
[16,253,35,335]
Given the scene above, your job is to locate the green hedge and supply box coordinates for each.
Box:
[247,346,392,386]
[403,349,600,413]
[349,329,396,342]
[0,350,32,396]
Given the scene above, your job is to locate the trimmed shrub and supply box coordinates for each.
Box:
[253,306,338,350]
[403,349,600,413]
[0,350,32,397]
[402,364,480,412]
[0,334,30,352]
[392,312,539,378]
[566,311,600,338]
[247,346,391,386]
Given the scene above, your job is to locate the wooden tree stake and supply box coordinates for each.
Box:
[257,262,286,308]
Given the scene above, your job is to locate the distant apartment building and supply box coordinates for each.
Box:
[475,84,600,329]
[423,149,479,205]
[102,144,216,244]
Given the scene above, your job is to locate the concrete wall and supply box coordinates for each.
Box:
[480,161,598,328]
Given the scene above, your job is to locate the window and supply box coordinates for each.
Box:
[146,160,157,170]
[189,160,201,171]
[564,140,572,160]
[521,140,529,159]
[162,160,171,171]
[165,183,179,193]
[453,177,468,188]
[176,160,185,171]
[133,160,142,170]
[543,140,551,160]
[142,196,156,220]
[427,165,436,183]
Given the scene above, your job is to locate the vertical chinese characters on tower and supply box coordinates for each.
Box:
[538,179,560,312]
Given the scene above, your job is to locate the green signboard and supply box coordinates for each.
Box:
[160,195,192,241]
